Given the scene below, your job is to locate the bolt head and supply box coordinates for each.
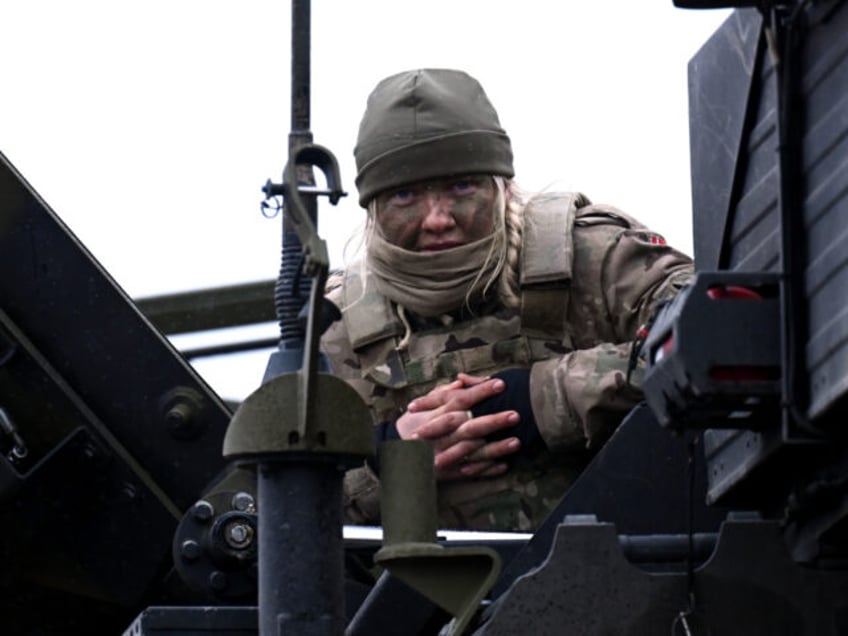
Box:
[208,570,228,591]
[192,500,215,522]
[224,521,255,549]
[180,539,202,561]
[232,492,255,512]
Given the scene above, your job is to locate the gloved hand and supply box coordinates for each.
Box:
[471,368,541,449]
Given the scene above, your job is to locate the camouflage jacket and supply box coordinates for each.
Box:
[321,192,693,531]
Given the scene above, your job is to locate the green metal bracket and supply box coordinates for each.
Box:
[222,372,373,460]
[374,440,502,635]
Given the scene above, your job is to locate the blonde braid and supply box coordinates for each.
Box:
[497,179,525,309]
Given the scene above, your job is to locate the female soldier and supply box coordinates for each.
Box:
[321,68,692,532]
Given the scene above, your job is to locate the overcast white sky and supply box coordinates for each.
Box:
[1,1,732,399]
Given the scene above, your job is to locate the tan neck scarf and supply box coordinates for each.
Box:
[367,231,499,317]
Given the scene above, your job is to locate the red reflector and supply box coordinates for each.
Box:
[707,285,763,300]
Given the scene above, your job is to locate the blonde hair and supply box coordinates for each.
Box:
[497,178,526,309]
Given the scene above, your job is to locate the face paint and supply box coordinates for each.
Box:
[374,175,497,250]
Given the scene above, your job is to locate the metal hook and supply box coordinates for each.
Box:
[282,143,346,276]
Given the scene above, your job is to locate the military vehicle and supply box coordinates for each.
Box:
[1,1,846,634]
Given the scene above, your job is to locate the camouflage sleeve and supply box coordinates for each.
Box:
[322,273,383,526]
[343,461,382,525]
[530,213,693,451]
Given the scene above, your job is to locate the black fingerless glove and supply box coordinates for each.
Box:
[366,419,402,475]
[471,368,542,449]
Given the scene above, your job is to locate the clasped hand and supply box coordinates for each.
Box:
[395,373,522,481]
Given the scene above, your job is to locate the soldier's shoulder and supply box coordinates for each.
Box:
[523,192,646,233]
[524,191,591,216]
[575,203,643,229]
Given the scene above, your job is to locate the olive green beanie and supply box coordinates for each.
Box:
[354,69,514,207]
